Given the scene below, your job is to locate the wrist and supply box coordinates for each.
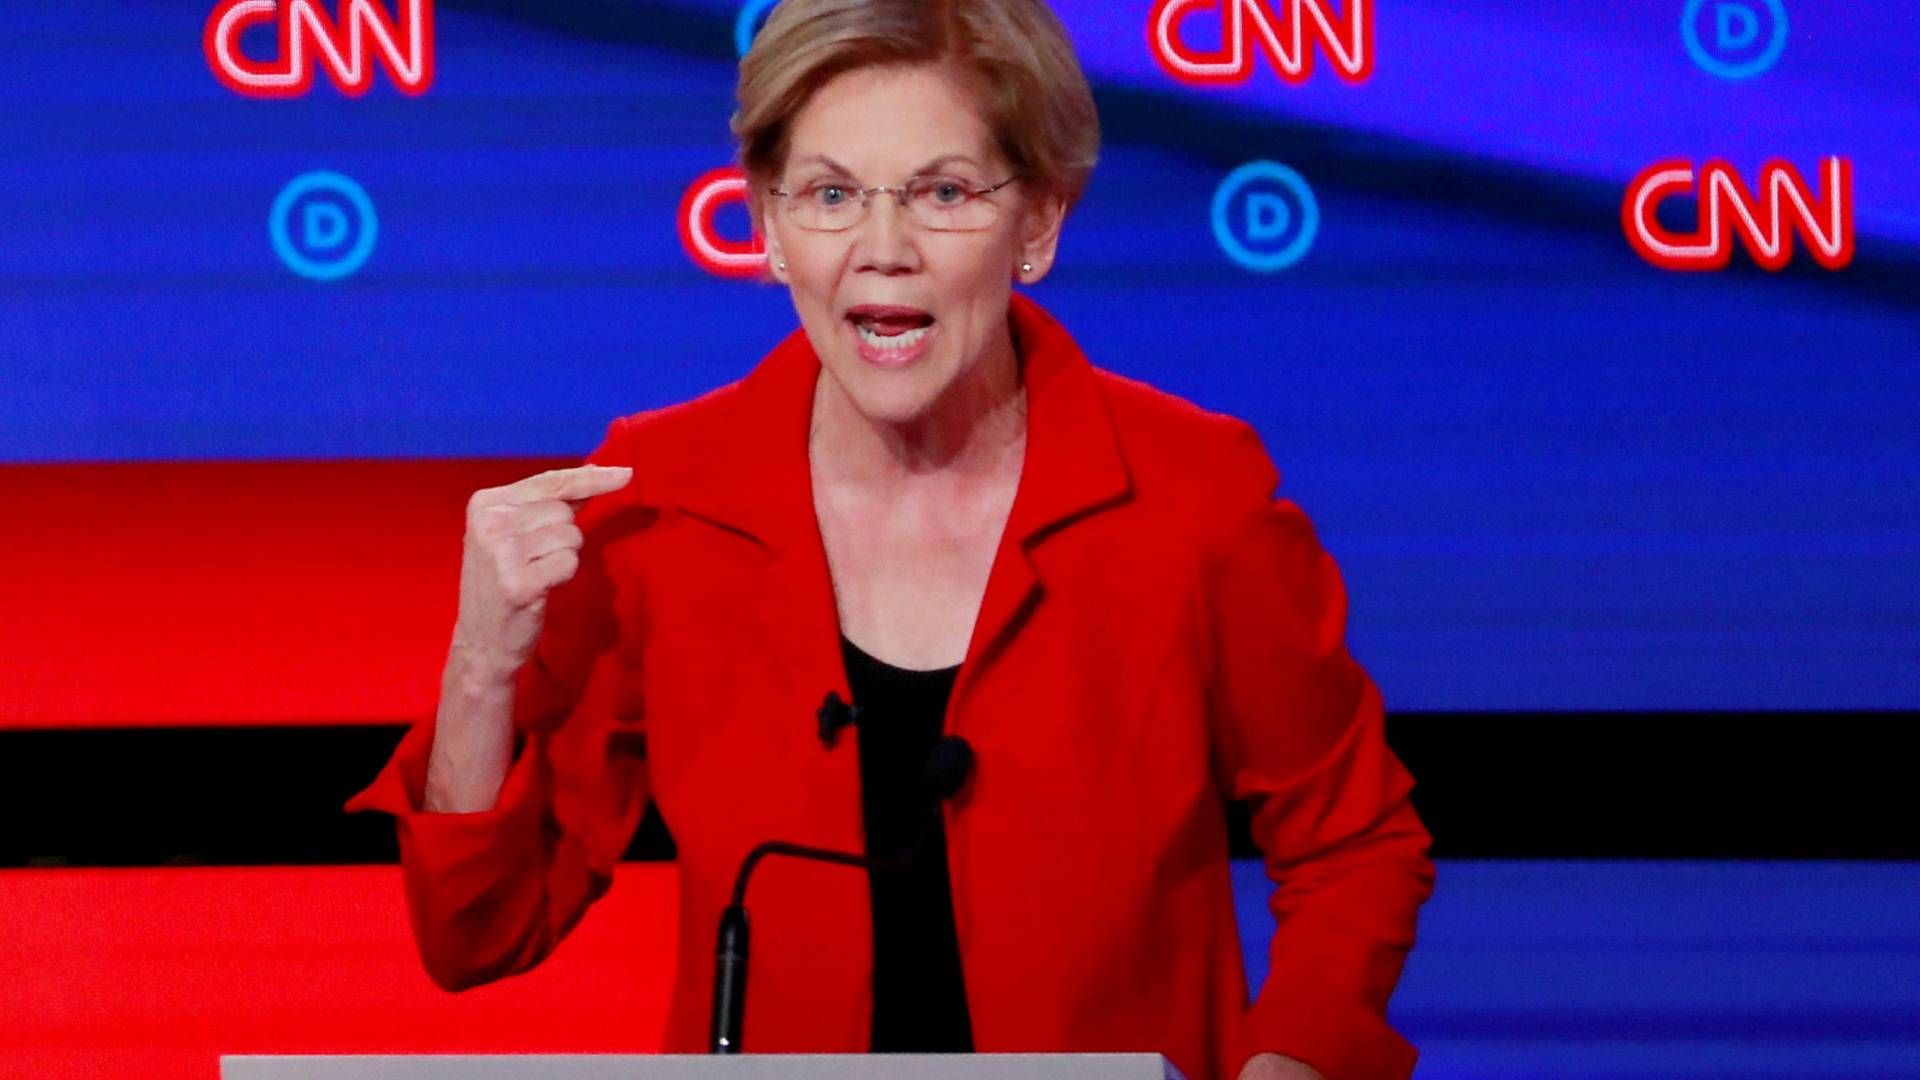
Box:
[1238,1053,1326,1080]
[444,637,523,696]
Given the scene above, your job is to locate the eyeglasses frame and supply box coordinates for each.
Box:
[766,173,1023,232]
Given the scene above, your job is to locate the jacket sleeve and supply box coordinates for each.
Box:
[1200,423,1435,1080]
[343,416,654,992]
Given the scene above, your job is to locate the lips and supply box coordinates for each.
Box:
[846,304,936,336]
[845,303,938,369]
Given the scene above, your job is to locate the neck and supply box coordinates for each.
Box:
[810,321,1027,487]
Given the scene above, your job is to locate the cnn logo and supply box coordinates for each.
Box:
[679,167,767,279]
[1148,0,1373,86]
[204,0,434,97]
[1624,157,1854,272]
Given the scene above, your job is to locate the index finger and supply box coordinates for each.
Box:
[505,464,634,504]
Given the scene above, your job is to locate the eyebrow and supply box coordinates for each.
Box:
[792,153,984,176]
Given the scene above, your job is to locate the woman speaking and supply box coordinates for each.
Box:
[348,2,1434,1078]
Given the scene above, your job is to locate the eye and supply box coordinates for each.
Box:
[805,181,854,207]
[922,177,969,205]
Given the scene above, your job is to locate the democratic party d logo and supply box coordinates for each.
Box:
[205,0,434,97]
[735,0,780,57]
[1682,0,1787,80]
[270,171,379,280]
[1212,161,1320,272]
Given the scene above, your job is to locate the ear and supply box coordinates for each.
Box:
[1014,191,1069,284]
[757,199,788,285]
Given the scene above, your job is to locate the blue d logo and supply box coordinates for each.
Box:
[269,171,378,282]
[1682,0,1788,80]
[1211,161,1319,273]
[736,0,780,57]
[303,202,349,249]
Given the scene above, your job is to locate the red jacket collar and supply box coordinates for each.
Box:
[666,291,1133,555]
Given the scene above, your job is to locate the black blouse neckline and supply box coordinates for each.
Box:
[836,630,973,1053]
[839,632,962,678]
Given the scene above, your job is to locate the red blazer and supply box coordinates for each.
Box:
[347,293,1434,1080]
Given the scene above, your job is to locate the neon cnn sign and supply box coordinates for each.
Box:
[1624,158,1854,272]
[204,0,434,98]
[679,167,767,279]
[1148,0,1373,86]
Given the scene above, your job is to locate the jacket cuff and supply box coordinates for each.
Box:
[342,696,549,890]
[1233,983,1417,1080]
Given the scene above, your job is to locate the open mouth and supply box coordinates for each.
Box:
[846,306,937,355]
[852,318,934,349]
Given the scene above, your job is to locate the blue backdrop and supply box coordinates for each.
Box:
[3,0,1916,710]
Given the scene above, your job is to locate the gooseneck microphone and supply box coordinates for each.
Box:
[709,719,974,1054]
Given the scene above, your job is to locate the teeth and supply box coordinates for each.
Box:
[855,322,932,350]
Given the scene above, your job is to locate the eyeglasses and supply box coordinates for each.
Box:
[768,173,1021,233]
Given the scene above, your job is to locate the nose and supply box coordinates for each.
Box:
[851,190,920,275]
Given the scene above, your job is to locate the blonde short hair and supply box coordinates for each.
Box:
[731,0,1100,228]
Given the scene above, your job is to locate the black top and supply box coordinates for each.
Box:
[839,633,975,1054]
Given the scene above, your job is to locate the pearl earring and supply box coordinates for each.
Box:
[777,260,787,271]
[1021,262,1034,275]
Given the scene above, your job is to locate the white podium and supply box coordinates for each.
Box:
[220,1054,1186,1079]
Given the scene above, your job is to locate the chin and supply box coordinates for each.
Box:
[839,375,942,426]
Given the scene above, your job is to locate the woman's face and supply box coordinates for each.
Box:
[760,62,1066,427]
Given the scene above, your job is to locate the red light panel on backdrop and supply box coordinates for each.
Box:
[0,458,567,729]
[0,864,677,1078]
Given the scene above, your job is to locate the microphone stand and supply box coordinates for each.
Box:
[709,734,973,1054]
